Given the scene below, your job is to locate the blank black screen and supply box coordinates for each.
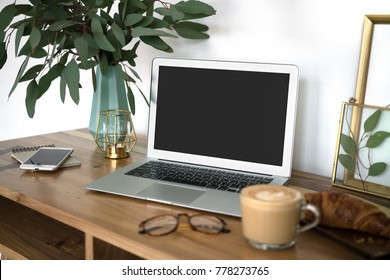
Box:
[25,149,71,165]
[154,66,290,166]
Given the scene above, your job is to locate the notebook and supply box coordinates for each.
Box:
[86,58,299,217]
[11,145,81,167]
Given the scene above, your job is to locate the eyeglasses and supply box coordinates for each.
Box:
[138,213,231,236]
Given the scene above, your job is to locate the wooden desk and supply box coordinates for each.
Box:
[0,129,386,260]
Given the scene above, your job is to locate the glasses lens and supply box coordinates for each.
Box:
[141,215,177,236]
[189,215,225,234]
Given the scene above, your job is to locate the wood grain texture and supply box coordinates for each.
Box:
[0,128,377,259]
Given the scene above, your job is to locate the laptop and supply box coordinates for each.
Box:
[86,58,299,217]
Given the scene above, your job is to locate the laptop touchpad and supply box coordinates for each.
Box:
[137,183,205,204]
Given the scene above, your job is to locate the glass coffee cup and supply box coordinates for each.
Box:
[240,184,320,250]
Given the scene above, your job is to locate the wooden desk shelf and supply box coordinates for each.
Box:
[0,196,143,260]
[0,196,84,260]
[0,129,387,260]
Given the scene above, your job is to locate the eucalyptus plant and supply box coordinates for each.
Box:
[0,0,216,117]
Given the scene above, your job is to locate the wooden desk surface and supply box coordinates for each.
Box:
[0,129,383,260]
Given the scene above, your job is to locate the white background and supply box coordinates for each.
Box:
[1,0,390,178]
[1,260,387,279]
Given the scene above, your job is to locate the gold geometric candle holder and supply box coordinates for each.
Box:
[94,110,137,159]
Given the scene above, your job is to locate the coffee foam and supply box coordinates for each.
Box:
[243,185,301,203]
[255,190,296,202]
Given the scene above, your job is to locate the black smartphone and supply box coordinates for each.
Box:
[20,147,74,171]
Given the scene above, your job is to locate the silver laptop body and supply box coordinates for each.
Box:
[86,58,299,217]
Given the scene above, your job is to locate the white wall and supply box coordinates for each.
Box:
[1,0,390,178]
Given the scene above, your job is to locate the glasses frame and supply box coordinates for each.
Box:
[138,213,231,236]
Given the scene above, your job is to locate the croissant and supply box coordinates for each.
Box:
[304,191,390,238]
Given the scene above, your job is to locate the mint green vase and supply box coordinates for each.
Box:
[89,65,130,138]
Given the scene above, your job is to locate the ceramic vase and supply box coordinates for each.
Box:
[88,65,130,138]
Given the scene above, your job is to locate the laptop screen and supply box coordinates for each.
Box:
[148,58,299,177]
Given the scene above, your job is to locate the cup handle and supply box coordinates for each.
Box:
[297,204,321,234]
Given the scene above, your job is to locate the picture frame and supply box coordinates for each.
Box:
[354,15,390,105]
[332,102,390,199]
[331,15,390,199]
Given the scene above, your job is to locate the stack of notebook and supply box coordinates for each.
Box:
[11,145,81,167]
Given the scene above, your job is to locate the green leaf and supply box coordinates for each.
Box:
[0,42,7,69]
[122,40,140,66]
[155,6,185,21]
[366,131,390,148]
[78,60,98,70]
[18,41,47,58]
[30,26,41,49]
[340,133,356,157]
[15,22,26,56]
[120,0,146,16]
[17,40,31,57]
[111,22,126,45]
[57,33,67,51]
[127,84,135,115]
[100,54,109,75]
[58,2,74,6]
[62,60,80,104]
[108,31,122,61]
[133,82,150,107]
[338,154,355,172]
[140,36,173,52]
[148,18,170,29]
[131,27,177,38]
[374,131,390,138]
[20,64,43,82]
[175,0,216,16]
[25,79,40,118]
[0,4,16,31]
[175,21,208,32]
[99,8,111,23]
[38,63,63,96]
[74,37,89,67]
[48,39,57,69]
[8,56,30,98]
[155,7,170,16]
[60,72,66,103]
[122,71,136,83]
[91,18,116,52]
[84,33,99,50]
[91,17,104,34]
[135,16,154,27]
[366,136,384,148]
[364,109,381,133]
[60,51,69,65]
[173,22,209,39]
[30,48,47,58]
[124,13,143,26]
[94,33,116,52]
[128,66,141,81]
[368,162,387,176]
[15,4,34,15]
[48,20,75,31]
[92,67,96,92]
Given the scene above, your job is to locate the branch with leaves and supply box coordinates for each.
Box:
[338,104,390,189]
[0,0,216,117]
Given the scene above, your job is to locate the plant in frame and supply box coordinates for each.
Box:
[0,0,216,117]
[338,103,390,190]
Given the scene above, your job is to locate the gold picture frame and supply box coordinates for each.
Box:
[332,102,390,199]
[331,15,390,199]
[354,15,390,104]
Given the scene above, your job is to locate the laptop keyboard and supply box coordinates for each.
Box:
[125,161,273,193]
